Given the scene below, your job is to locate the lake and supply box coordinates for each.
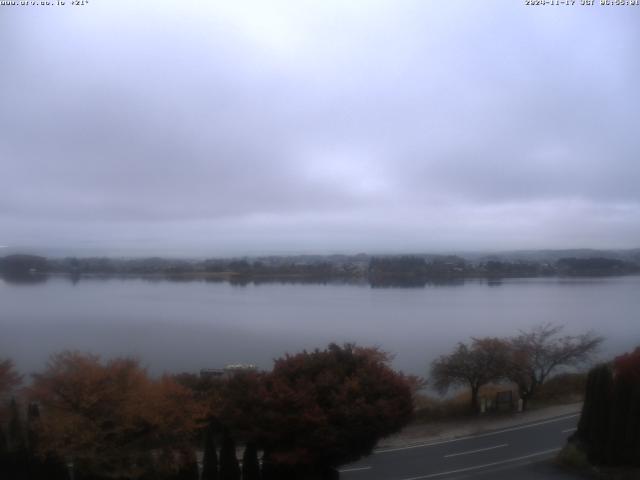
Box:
[1,275,638,378]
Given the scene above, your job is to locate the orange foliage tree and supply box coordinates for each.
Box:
[28,351,203,479]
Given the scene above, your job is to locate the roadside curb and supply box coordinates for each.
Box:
[375,404,583,452]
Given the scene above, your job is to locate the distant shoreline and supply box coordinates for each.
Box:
[1,251,639,285]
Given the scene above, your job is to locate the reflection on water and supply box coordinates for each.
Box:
[1,275,639,378]
[1,272,49,285]
[2,272,480,288]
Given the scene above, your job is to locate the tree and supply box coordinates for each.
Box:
[0,359,22,404]
[430,338,510,412]
[28,351,202,479]
[0,426,8,475]
[201,426,219,480]
[6,397,28,480]
[507,324,603,410]
[575,363,613,464]
[572,346,640,467]
[219,428,240,480]
[215,371,268,443]
[607,347,640,466]
[175,448,199,480]
[241,442,260,480]
[255,343,414,477]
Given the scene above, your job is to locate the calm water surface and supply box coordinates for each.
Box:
[1,275,638,377]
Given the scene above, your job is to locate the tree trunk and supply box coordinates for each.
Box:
[470,386,479,414]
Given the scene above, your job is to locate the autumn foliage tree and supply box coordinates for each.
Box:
[27,351,202,479]
[254,343,414,478]
[0,359,22,400]
[430,338,510,412]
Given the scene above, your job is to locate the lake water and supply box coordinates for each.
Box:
[1,275,639,378]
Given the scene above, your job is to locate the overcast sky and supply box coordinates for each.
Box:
[1,1,639,256]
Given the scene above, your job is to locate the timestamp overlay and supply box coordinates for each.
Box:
[0,0,89,6]
[525,0,639,5]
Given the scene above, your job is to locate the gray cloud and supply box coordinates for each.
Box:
[1,1,639,255]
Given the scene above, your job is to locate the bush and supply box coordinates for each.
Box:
[534,373,587,405]
[556,444,591,472]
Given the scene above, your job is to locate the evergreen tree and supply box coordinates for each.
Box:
[157,448,178,480]
[138,450,159,480]
[176,448,199,480]
[219,429,240,480]
[607,372,636,465]
[202,427,219,480]
[0,427,8,477]
[241,442,260,480]
[259,450,274,480]
[630,382,640,467]
[7,397,28,479]
[8,397,25,451]
[576,364,613,465]
[26,402,40,449]
[26,402,45,480]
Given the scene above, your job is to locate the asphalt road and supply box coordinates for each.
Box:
[339,413,581,480]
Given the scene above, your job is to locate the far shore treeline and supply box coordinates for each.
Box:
[1,249,640,286]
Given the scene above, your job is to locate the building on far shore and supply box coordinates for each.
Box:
[200,363,257,380]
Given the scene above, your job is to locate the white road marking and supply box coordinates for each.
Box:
[338,466,372,473]
[375,414,579,454]
[400,447,562,480]
[562,427,577,433]
[444,443,508,458]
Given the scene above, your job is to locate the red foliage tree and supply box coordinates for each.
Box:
[614,346,640,383]
[255,343,414,475]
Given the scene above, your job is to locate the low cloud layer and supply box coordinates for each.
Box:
[1,1,639,255]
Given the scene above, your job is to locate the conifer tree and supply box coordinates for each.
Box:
[584,364,612,465]
[0,427,8,476]
[26,403,43,480]
[241,442,260,480]
[219,429,240,480]
[8,397,25,452]
[202,427,219,480]
[176,448,199,480]
[7,397,28,479]
[260,450,274,480]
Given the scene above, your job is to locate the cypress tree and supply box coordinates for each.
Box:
[576,364,597,442]
[582,364,612,465]
[607,372,635,465]
[241,442,260,480]
[138,450,159,480]
[7,397,28,480]
[260,450,274,480]
[176,448,199,480]
[8,397,25,452]
[26,402,40,449]
[219,429,240,480]
[26,402,44,480]
[630,382,640,467]
[202,427,219,480]
[157,448,179,480]
[0,427,8,477]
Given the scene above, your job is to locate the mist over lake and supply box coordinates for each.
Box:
[2,275,638,378]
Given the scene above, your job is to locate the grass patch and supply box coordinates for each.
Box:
[556,444,591,471]
[556,444,640,480]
